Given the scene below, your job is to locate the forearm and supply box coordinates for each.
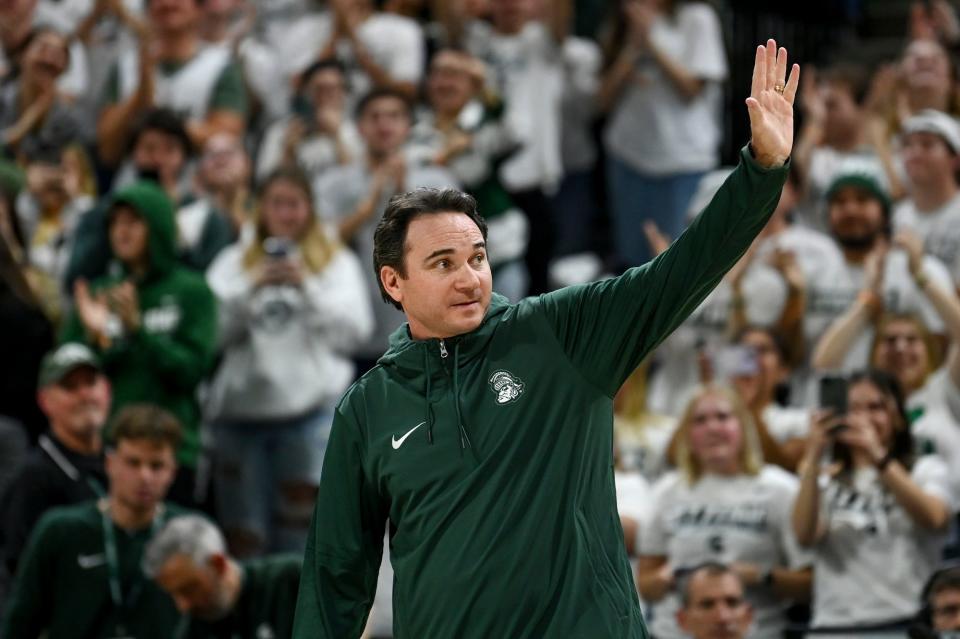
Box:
[811,295,876,369]
[775,286,807,367]
[771,567,812,601]
[597,50,637,114]
[648,41,705,100]
[636,559,671,602]
[545,0,572,44]
[792,121,824,186]
[350,37,416,100]
[725,286,749,340]
[97,92,153,166]
[754,412,796,472]
[920,274,960,344]
[185,111,245,149]
[792,455,823,546]
[882,462,951,530]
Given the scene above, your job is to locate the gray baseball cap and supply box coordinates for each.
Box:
[902,109,960,154]
[38,343,102,387]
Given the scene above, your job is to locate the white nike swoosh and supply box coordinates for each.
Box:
[77,553,106,569]
[392,422,426,450]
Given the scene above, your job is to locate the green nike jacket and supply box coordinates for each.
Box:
[292,147,789,638]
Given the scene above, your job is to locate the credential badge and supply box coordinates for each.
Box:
[488,370,524,405]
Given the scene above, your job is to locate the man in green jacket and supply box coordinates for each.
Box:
[61,179,217,505]
[292,41,799,638]
[2,404,188,638]
[144,515,301,638]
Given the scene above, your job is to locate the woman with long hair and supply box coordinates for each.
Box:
[205,167,373,556]
[792,370,956,632]
[638,385,811,639]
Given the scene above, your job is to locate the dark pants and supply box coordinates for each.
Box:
[509,188,555,296]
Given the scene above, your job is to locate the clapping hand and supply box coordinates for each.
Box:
[74,280,112,348]
[107,281,140,332]
[746,39,799,168]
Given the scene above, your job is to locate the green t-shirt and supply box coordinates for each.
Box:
[2,500,189,639]
[181,554,302,639]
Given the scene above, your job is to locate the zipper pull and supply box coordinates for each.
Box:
[439,339,448,359]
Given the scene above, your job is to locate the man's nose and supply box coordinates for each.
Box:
[454,263,480,289]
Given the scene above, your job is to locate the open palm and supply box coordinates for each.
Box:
[747,39,799,168]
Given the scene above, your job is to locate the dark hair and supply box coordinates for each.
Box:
[300,57,347,88]
[373,188,487,310]
[108,404,183,453]
[734,325,790,367]
[21,26,71,68]
[354,87,414,121]
[129,108,194,159]
[257,165,313,202]
[832,369,914,474]
[927,566,960,603]
[678,561,744,607]
[821,63,871,106]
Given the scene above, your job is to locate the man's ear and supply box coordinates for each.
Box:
[380,265,403,306]
[208,553,228,576]
[676,608,689,633]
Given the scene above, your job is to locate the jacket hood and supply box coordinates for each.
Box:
[107,180,178,279]
[376,293,512,450]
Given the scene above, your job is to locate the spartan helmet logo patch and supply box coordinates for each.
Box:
[489,370,524,405]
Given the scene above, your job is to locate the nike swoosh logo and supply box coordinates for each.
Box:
[77,553,106,569]
[392,422,426,450]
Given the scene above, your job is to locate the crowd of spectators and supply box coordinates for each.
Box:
[4,0,960,636]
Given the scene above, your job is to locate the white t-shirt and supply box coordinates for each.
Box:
[641,467,811,639]
[616,470,653,548]
[811,456,957,627]
[806,250,953,370]
[263,10,424,97]
[256,116,364,182]
[466,21,564,192]
[763,404,810,443]
[603,3,727,176]
[894,192,960,285]
[648,265,788,416]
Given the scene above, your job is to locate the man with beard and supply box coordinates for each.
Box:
[0,343,110,576]
[808,163,953,371]
[145,515,301,639]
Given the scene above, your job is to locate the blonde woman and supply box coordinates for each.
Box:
[637,385,811,639]
[205,167,373,556]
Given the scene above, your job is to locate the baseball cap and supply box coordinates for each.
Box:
[902,109,960,154]
[825,159,892,213]
[38,343,102,388]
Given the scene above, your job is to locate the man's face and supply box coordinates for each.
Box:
[155,553,232,620]
[828,186,885,250]
[381,212,492,340]
[822,81,861,141]
[358,96,411,157]
[932,588,960,632]
[106,438,177,513]
[132,129,187,186]
[109,205,150,265]
[903,131,958,188]
[677,572,753,639]
[305,68,346,111]
[490,0,533,33]
[427,51,476,116]
[149,0,201,33]
[902,39,952,91]
[37,366,110,440]
[199,133,247,191]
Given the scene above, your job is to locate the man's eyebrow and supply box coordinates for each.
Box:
[423,242,486,262]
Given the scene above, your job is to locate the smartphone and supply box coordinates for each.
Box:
[262,237,293,259]
[714,345,759,379]
[819,375,848,416]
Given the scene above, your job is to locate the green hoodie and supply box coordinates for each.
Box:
[292,149,789,638]
[62,181,217,467]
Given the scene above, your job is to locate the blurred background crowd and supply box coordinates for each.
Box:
[5,0,960,637]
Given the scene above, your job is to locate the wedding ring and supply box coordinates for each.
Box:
[774,84,785,95]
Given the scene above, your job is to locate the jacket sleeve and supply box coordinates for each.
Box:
[103,278,218,391]
[0,465,51,575]
[537,147,789,397]
[1,511,58,639]
[64,202,110,292]
[293,402,386,638]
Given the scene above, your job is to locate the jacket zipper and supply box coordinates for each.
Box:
[438,339,448,359]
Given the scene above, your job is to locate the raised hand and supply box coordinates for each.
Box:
[746,39,799,168]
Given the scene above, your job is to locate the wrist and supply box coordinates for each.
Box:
[875,448,894,472]
[913,267,929,290]
[857,289,883,316]
[748,143,787,169]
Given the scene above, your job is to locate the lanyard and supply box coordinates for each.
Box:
[39,435,106,497]
[98,499,165,635]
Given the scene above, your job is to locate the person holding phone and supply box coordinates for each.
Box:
[205,167,373,557]
[638,385,812,639]
[792,369,957,632]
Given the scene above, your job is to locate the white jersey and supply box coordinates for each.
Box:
[807,249,952,370]
[894,193,960,286]
[116,45,231,121]
[812,456,957,627]
[466,21,564,192]
[641,467,811,639]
